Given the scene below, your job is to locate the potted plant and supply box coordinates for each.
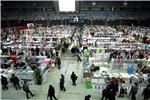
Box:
[34,68,42,85]
[56,43,62,50]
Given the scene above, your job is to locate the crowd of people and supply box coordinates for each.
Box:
[1,25,150,100]
[101,79,150,100]
[1,73,34,99]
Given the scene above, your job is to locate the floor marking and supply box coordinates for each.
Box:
[58,62,69,99]
[65,63,69,74]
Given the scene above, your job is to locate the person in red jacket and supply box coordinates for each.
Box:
[9,52,17,65]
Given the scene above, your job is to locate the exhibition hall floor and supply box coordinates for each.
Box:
[1,54,144,100]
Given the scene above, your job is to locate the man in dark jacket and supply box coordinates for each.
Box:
[109,81,116,96]
[55,57,61,69]
[47,85,57,100]
[59,74,66,91]
[63,42,69,52]
[70,72,78,86]
[22,81,34,99]
[129,83,138,100]
[1,75,8,90]
[10,74,21,90]
[101,86,109,100]
[142,85,150,100]
[107,81,117,100]
[35,46,39,56]
[109,89,116,100]
[114,80,119,93]
[84,95,91,100]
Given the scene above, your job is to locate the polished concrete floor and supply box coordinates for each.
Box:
[1,54,147,100]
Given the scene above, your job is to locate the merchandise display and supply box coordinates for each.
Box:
[1,1,150,100]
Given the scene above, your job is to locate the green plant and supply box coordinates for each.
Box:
[34,68,42,85]
[56,43,62,50]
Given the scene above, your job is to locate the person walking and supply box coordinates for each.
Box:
[101,86,109,100]
[70,72,78,86]
[55,56,61,69]
[142,85,150,100]
[118,82,127,97]
[57,57,61,69]
[59,74,66,91]
[129,83,138,100]
[84,95,91,100]
[1,75,8,90]
[109,81,116,96]
[22,81,34,99]
[35,45,39,56]
[114,80,119,93]
[47,85,57,100]
[109,89,116,100]
[10,74,21,90]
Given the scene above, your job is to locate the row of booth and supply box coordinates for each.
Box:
[81,29,149,90]
[1,27,66,86]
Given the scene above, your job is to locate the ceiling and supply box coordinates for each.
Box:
[1,1,150,12]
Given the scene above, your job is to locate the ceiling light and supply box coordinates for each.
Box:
[123,1,127,6]
[59,0,75,12]
[92,2,96,6]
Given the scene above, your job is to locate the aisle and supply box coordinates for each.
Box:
[34,54,100,100]
[34,54,144,100]
[34,55,83,100]
[1,54,144,100]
